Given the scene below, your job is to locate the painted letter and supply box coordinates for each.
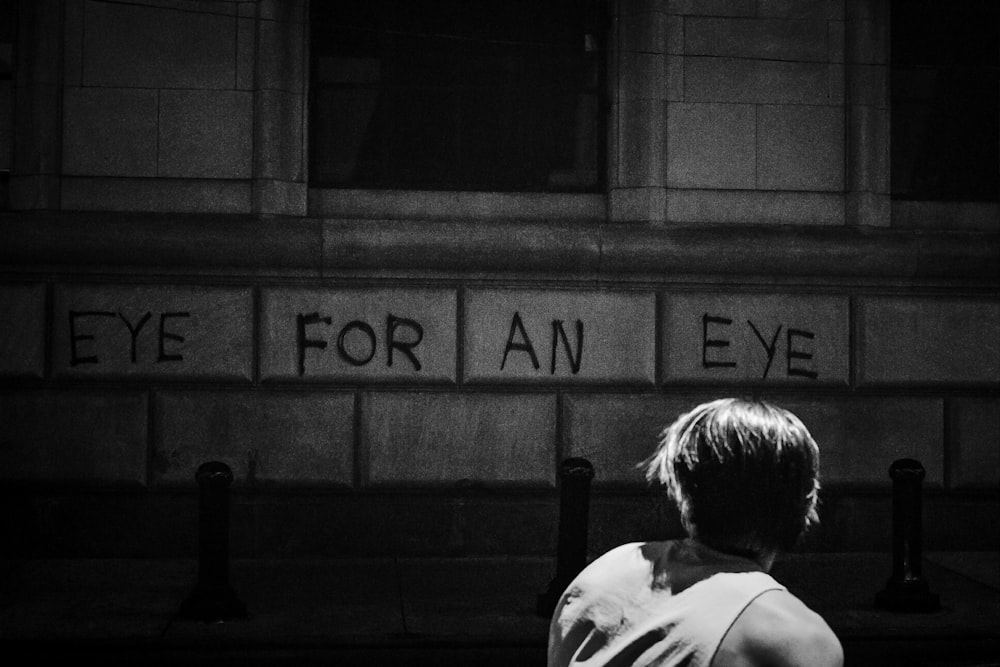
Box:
[501,311,539,371]
[387,314,423,371]
[118,311,152,364]
[702,314,736,368]
[787,328,818,379]
[747,319,781,380]
[337,320,376,366]
[157,312,190,363]
[550,319,583,375]
[69,310,115,366]
[297,312,331,376]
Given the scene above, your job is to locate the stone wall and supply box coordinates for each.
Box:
[0,0,997,559]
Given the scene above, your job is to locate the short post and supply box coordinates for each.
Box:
[177,461,248,622]
[874,458,940,612]
[537,457,594,618]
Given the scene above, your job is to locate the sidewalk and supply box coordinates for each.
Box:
[0,552,997,666]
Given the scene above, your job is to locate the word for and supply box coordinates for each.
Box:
[702,313,818,379]
[502,312,584,374]
[68,310,190,366]
[297,313,423,375]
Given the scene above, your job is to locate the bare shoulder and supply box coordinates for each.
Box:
[714,589,844,667]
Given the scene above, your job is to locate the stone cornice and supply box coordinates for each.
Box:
[1,212,997,284]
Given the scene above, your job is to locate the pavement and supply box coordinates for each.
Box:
[0,551,997,666]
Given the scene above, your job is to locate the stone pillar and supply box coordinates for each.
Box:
[252,0,308,216]
[607,0,667,224]
[9,0,62,210]
[845,0,890,227]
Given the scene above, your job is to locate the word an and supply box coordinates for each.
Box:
[702,313,818,379]
[297,312,423,375]
[502,312,583,374]
[69,310,190,366]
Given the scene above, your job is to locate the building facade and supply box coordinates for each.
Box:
[0,0,997,559]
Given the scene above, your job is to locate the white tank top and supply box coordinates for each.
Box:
[548,540,786,667]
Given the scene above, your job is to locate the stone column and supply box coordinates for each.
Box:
[10,0,63,210]
[252,0,308,216]
[607,0,667,224]
[845,0,890,227]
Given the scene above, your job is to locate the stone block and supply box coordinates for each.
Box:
[60,176,252,213]
[828,63,845,104]
[667,0,754,17]
[64,0,84,85]
[662,293,849,384]
[51,284,253,381]
[666,188,844,224]
[153,391,354,486]
[620,52,667,101]
[857,298,1000,385]
[758,0,844,20]
[236,17,255,90]
[256,12,305,92]
[254,89,305,181]
[82,0,236,88]
[563,393,716,484]
[13,83,61,174]
[8,174,61,211]
[892,201,999,232]
[158,90,253,179]
[829,19,845,62]
[362,392,556,486]
[608,187,668,223]
[846,105,888,192]
[464,289,656,385]
[684,17,828,62]
[0,390,147,484]
[258,0,306,23]
[685,57,829,104]
[312,189,604,223]
[848,64,887,108]
[846,191,890,227]
[781,397,943,487]
[846,18,887,65]
[617,99,666,186]
[667,102,755,189]
[948,398,1000,490]
[620,10,665,54]
[253,179,308,216]
[757,105,845,191]
[666,56,684,101]
[666,16,684,54]
[260,288,457,383]
[62,87,158,177]
[0,283,45,378]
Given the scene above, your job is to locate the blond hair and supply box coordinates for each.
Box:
[644,398,821,560]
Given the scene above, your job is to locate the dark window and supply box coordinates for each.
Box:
[0,0,13,209]
[891,1,999,201]
[309,1,605,192]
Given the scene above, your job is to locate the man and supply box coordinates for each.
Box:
[548,398,843,667]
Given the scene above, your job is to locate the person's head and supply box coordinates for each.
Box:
[644,398,821,565]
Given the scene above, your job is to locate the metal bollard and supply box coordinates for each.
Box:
[537,457,595,618]
[874,458,940,612]
[177,461,248,622]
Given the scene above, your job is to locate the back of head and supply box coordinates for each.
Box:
[644,398,820,561]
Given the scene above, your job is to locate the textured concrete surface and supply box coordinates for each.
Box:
[0,283,45,378]
[362,392,557,486]
[0,553,995,665]
[0,390,148,484]
[51,285,253,381]
[154,391,355,487]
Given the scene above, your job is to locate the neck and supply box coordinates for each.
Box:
[687,537,777,572]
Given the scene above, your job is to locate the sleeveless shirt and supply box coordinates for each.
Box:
[547,539,786,667]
